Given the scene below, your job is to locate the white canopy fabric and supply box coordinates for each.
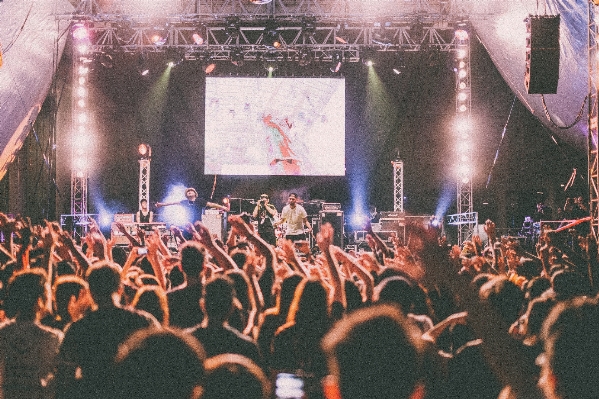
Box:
[0,0,591,180]
[0,0,73,180]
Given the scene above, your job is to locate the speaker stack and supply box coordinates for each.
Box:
[319,203,344,248]
[525,14,560,94]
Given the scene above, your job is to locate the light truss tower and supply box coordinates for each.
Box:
[453,24,476,245]
[70,23,93,240]
[392,158,404,213]
[588,2,599,240]
[139,160,150,204]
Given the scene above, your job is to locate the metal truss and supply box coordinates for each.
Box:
[139,159,150,204]
[62,0,466,59]
[392,159,404,213]
[69,0,456,21]
[589,2,599,240]
[446,211,478,243]
[453,24,474,245]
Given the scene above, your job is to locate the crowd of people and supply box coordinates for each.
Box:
[0,207,597,399]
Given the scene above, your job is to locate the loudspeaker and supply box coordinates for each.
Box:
[319,211,344,248]
[202,210,224,240]
[525,15,560,94]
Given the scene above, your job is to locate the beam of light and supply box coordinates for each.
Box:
[139,63,171,140]
[435,180,455,222]
[350,63,398,218]
[158,184,191,227]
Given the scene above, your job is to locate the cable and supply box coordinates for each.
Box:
[485,96,517,189]
[541,94,587,129]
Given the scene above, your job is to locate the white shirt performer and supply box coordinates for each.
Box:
[275,193,312,242]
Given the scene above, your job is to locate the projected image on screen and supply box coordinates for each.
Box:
[205,77,345,176]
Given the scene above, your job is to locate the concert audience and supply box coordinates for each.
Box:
[0,210,598,399]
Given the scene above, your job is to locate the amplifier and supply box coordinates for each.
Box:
[114,214,135,223]
[202,211,225,240]
[379,211,405,219]
[319,211,344,247]
[322,203,342,211]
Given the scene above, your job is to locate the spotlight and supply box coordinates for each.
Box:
[72,23,90,41]
[298,48,313,66]
[138,143,152,159]
[455,29,469,41]
[263,20,281,49]
[361,47,376,66]
[226,17,240,39]
[137,52,150,76]
[192,30,204,45]
[205,63,216,74]
[302,17,316,39]
[335,22,349,44]
[372,21,392,46]
[165,48,184,67]
[231,47,244,66]
[330,52,342,73]
[97,51,114,68]
[250,0,273,3]
[149,26,168,46]
[393,68,401,74]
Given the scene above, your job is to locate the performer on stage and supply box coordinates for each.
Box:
[136,199,154,224]
[155,187,229,224]
[252,193,278,247]
[275,193,312,242]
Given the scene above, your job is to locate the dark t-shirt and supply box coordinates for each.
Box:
[186,324,262,368]
[57,305,159,398]
[167,281,204,329]
[180,198,208,224]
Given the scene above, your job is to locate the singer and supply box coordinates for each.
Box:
[252,193,278,247]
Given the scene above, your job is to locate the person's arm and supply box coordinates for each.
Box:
[188,221,238,270]
[280,239,309,276]
[145,231,167,290]
[155,200,181,208]
[302,216,312,232]
[206,201,230,212]
[317,223,345,307]
[228,215,276,269]
[331,246,375,302]
[114,222,142,247]
[58,231,91,276]
[422,311,468,343]
[148,211,154,223]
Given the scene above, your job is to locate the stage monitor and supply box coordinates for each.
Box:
[205,77,345,176]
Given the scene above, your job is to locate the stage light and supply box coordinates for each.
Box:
[457,91,468,101]
[458,104,468,112]
[77,99,85,108]
[250,0,273,3]
[77,45,89,54]
[77,87,86,97]
[365,59,373,67]
[205,63,216,74]
[455,29,469,41]
[165,48,184,67]
[231,47,244,66]
[459,81,467,90]
[263,20,281,49]
[138,143,152,159]
[335,22,349,44]
[302,17,316,39]
[298,48,313,66]
[78,65,89,75]
[393,68,401,74]
[150,27,168,45]
[373,21,392,46]
[361,47,376,66]
[72,23,89,41]
[456,48,468,59]
[226,17,240,39]
[458,69,467,79]
[192,32,204,45]
[330,52,342,73]
[137,53,150,76]
[98,52,114,68]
